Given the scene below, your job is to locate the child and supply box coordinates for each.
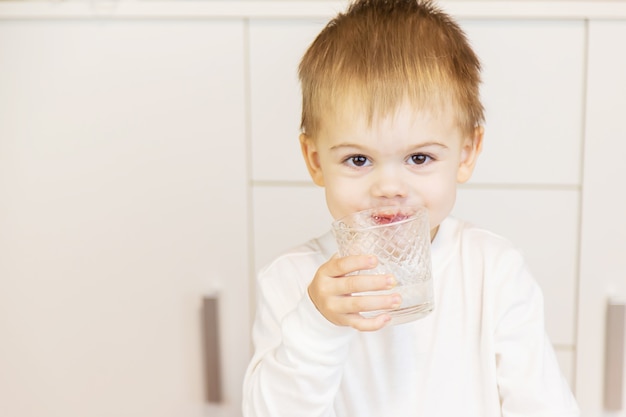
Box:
[243,0,580,416]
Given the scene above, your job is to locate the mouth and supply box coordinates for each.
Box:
[371,212,409,225]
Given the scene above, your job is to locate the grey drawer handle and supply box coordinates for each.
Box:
[605,298,625,411]
[204,295,222,403]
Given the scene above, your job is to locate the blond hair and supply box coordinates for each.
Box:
[298,0,484,138]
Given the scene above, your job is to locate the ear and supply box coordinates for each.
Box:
[299,133,325,186]
[457,126,484,184]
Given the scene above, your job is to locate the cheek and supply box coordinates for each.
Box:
[323,177,362,220]
[419,174,458,227]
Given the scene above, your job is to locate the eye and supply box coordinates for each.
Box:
[408,153,432,165]
[344,155,371,167]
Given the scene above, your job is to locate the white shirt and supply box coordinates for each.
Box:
[243,217,580,417]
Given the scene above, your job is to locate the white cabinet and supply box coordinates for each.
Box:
[460,20,585,186]
[576,20,626,417]
[0,19,249,417]
[249,20,326,183]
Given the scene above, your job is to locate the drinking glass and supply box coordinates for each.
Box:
[332,206,434,325]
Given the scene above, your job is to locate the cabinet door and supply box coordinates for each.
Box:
[577,20,626,417]
[248,19,332,273]
[0,20,248,417]
[249,19,327,183]
[461,20,585,185]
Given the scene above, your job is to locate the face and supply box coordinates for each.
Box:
[300,101,483,238]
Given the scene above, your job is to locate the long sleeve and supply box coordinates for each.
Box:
[242,249,355,417]
[243,220,581,417]
[491,248,580,417]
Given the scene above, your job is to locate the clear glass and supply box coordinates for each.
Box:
[332,206,434,325]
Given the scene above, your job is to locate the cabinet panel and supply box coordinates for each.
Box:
[253,185,331,271]
[453,188,579,346]
[461,20,585,185]
[576,20,626,416]
[0,20,248,417]
[249,19,325,182]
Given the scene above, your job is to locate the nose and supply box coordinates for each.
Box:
[371,165,409,201]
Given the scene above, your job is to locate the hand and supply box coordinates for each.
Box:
[308,254,401,331]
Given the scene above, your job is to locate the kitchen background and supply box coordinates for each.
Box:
[0,1,625,417]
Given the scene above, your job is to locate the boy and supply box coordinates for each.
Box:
[243,0,580,416]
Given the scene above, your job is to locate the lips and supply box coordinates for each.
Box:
[372,212,409,225]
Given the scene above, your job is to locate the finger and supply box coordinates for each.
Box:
[331,292,402,315]
[344,313,392,332]
[324,254,378,277]
[339,273,396,295]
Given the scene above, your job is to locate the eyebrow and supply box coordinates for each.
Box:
[329,141,449,152]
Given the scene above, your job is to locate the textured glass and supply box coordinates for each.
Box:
[332,206,434,324]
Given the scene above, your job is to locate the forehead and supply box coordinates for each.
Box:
[317,96,461,140]
[313,87,466,137]
[315,108,465,156]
